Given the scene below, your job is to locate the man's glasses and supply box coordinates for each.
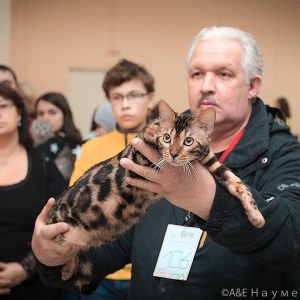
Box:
[109,92,148,104]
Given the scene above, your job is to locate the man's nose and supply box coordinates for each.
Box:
[200,74,215,93]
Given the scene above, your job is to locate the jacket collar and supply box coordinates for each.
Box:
[223,97,270,169]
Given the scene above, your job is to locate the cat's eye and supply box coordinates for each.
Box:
[163,133,171,143]
[184,137,194,146]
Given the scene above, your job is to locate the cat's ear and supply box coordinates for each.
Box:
[158,100,177,123]
[196,107,216,134]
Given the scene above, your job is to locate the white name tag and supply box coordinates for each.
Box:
[153,224,202,281]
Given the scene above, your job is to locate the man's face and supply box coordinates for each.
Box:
[187,39,255,130]
[0,70,18,90]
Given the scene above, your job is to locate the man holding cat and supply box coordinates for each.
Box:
[32,27,300,299]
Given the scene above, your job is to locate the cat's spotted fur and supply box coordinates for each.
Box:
[47,100,265,289]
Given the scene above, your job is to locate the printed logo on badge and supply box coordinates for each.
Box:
[153,224,202,281]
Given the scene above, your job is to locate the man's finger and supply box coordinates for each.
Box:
[120,157,157,182]
[41,222,69,240]
[125,174,161,193]
[0,278,12,294]
[131,138,162,165]
[36,198,69,239]
[37,198,56,223]
[0,262,6,270]
[0,287,11,295]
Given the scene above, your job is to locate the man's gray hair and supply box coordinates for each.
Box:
[186,27,263,84]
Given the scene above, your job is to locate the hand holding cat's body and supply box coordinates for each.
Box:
[32,198,74,267]
[120,138,216,220]
[32,110,216,271]
[33,100,264,290]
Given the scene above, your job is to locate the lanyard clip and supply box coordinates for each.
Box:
[185,211,191,222]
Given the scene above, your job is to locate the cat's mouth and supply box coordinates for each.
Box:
[165,157,198,168]
[165,158,188,167]
[168,161,182,167]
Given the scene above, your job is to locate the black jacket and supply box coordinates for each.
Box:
[37,98,300,300]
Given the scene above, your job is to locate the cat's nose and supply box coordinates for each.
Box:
[170,152,178,159]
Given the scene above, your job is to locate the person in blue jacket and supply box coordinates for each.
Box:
[32,26,300,299]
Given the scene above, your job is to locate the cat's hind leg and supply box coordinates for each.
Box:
[225,173,265,228]
[61,251,92,287]
[61,257,77,281]
[74,251,93,289]
[239,185,265,228]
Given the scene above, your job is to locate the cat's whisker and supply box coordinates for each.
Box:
[147,159,167,180]
[181,162,194,182]
[182,164,189,182]
[186,163,194,180]
[189,162,199,179]
[151,158,166,170]
[184,165,192,182]
[183,161,199,182]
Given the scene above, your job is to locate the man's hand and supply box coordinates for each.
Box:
[0,261,28,294]
[0,262,12,295]
[120,138,216,220]
[31,198,76,267]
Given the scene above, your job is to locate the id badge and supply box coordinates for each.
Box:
[153,224,202,281]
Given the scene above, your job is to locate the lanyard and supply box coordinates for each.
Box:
[195,127,246,248]
[218,128,245,163]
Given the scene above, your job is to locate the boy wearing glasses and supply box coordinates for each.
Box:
[69,59,156,300]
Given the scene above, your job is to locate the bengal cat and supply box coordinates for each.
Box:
[46,100,265,289]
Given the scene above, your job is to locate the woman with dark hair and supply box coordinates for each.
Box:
[34,92,82,197]
[35,92,82,150]
[0,65,18,90]
[0,84,60,299]
[0,65,36,118]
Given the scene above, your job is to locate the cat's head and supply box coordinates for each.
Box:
[144,100,216,166]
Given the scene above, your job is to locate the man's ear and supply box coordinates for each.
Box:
[248,76,262,100]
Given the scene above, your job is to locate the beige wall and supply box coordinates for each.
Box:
[7,0,300,135]
[0,0,11,64]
